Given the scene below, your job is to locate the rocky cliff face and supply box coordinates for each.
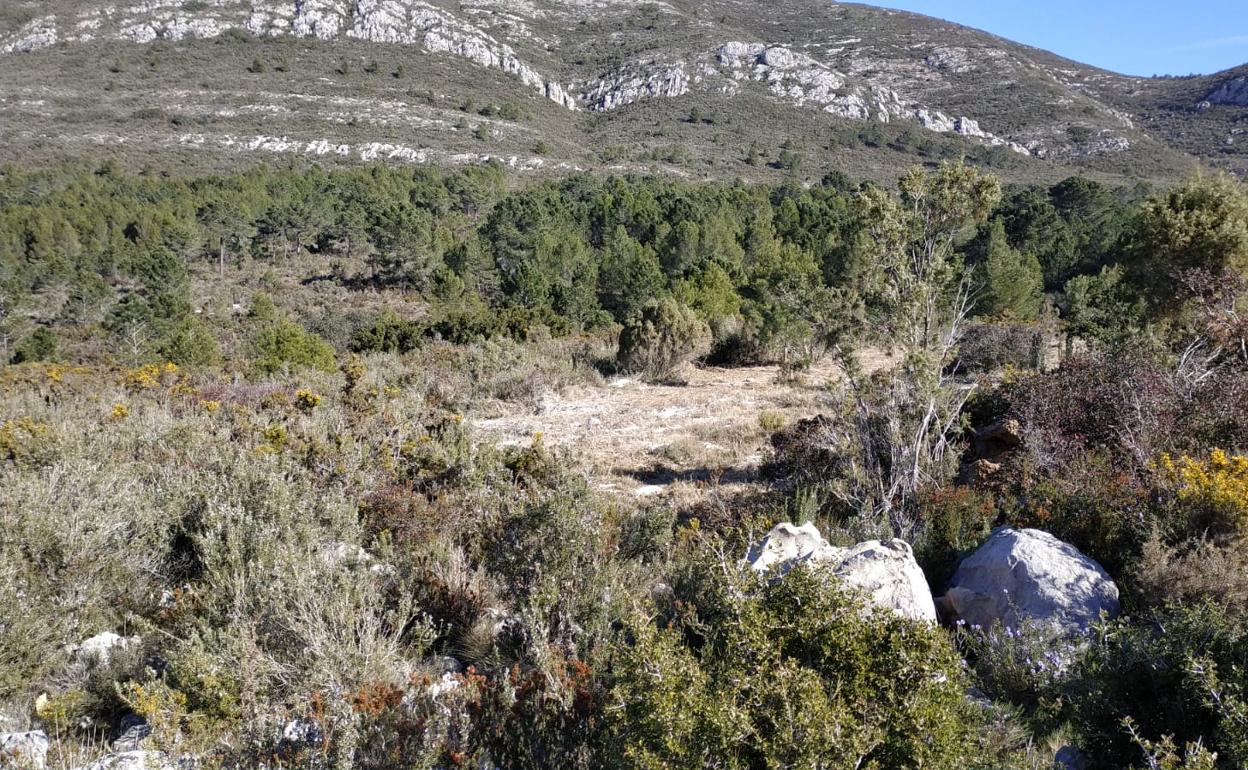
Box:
[1208,76,1248,107]
[0,0,1242,179]
[3,1,579,109]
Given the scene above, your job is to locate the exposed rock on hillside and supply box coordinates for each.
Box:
[1208,76,1248,107]
[581,61,692,112]
[3,1,579,110]
[0,0,1243,177]
[0,731,49,770]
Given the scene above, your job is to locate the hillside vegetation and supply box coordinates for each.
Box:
[0,0,1244,181]
[3,158,1248,769]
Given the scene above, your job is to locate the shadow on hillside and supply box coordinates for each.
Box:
[623,463,758,488]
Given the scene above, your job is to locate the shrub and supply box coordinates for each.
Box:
[607,563,978,769]
[350,310,424,354]
[158,316,220,367]
[955,620,1078,727]
[1136,533,1248,619]
[954,323,1044,374]
[1157,449,1248,535]
[11,326,58,363]
[912,486,1000,592]
[1068,602,1248,769]
[616,298,710,381]
[250,320,337,374]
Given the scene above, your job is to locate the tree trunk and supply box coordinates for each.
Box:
[219,239,226,277]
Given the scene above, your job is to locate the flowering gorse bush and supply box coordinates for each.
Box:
[1158,449,1248,533]
[295,389,322,413]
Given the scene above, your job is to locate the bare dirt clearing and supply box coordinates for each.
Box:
[470,350,894,498]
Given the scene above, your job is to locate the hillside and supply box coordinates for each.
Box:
[0,0,1244,182]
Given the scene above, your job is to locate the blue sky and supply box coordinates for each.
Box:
[868,1,1248,76]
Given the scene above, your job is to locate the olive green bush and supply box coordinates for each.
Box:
[616,297,711,381]
[250,318,337,374]
[1069,602,1248,769]
[608,561,979,769]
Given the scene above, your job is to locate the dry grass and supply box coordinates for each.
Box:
[469,350,896,497]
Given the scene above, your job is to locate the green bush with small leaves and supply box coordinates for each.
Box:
[607,562,979,770]
[616,298,711,381]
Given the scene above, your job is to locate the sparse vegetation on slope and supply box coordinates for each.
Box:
[3,161,1248,769]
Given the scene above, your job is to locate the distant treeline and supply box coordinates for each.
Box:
[0,158,1217,367]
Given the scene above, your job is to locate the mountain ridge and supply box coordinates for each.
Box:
[0,0,1244,182]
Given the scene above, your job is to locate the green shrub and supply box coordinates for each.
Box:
[10,326,58,364]
[250,320,337,374]
[158,316,220,367]
[1069,602,1248,769]
[607,563,978,769]
[616,298,711,381]
[350,310,423,354]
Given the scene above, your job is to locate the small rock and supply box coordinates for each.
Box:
[280,718,324,750]
[1,731,49,770]
[112,715,152,753]
[72,751,177,770]
[746,522,839,573]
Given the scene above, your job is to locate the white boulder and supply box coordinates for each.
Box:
[943,527,1120,634]
[68,632,139,666]
[747,523,938,622]
[1,731,49,770]
[746,522,839,572]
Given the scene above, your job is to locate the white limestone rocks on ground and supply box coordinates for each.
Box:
[580,62,692,112]
[68,631,140,666]
[1,18,59,53]
[72,751,180,770]
[578,39,1029,155]
[943,527,1120,634]
[0,731,49,770]
[746,522,938,623]
[715,42,1029,155]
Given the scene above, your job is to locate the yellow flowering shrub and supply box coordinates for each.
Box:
[200,400,222,413]
[1158,449,1248,531]
[111,404,130,420]
[124,362,179,391]
[294,389,321,413]
[0,417,55,466]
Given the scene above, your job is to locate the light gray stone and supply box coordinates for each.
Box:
[1,731,49,770]
[72,751,176,770]
[68,632,138,667]
[944,527,1119,634]
[746,523,937,622]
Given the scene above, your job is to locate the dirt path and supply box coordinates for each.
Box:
[470,350,894,498]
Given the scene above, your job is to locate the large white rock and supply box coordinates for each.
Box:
[746,522,839,571]
[746,523,938,622]
[944,527,1120,634]
[1,731,49,770]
